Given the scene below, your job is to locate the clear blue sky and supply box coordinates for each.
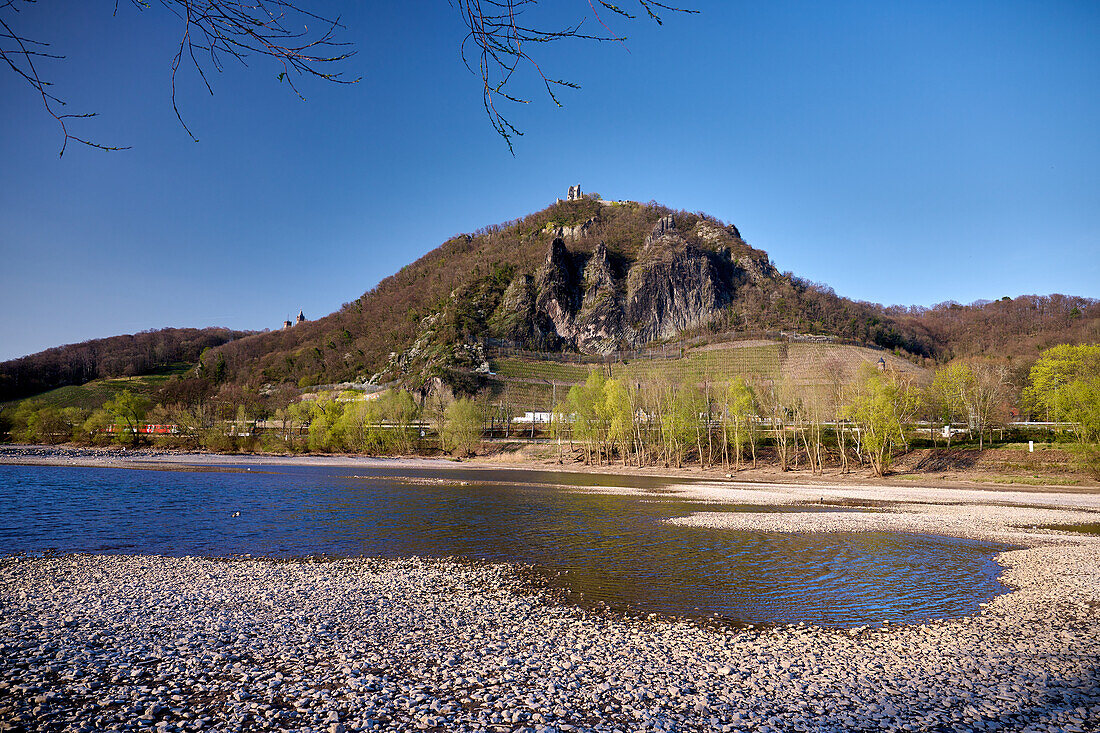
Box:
[2,0,1097,361]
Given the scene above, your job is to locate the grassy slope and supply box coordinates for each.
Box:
[0,363,191,411]
[485,340,924,412]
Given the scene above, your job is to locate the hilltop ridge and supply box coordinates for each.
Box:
[3,190,1097,404]
[202,193,945,393]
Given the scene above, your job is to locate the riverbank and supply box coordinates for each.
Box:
[3,540,1099,733]
[4,450,1100,730]
[1,443,1097,495]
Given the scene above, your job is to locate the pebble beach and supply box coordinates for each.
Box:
[3,465,1100,732]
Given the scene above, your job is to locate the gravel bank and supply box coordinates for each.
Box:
[0,445,451,471]
[3,548,1100,733]
[623,480,1100,511]
[667,503,1100,546]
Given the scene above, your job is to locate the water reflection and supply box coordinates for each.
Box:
[0,464,1012,626]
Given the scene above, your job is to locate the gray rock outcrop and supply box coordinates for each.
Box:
[627,217,727,343]
[644,214,678,249]
[551,216,597,241]
[574,242,623,353]
[491,274,561,350]
[692,219,743,247]
[490,215,776,355]
[534,238,580,342]
[735,254,778,285]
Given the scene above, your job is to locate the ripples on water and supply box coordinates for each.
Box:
[0,464,1013,626]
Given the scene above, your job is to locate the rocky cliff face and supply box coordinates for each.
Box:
[492,216,776,354]
[574,242,623,353]
[627,220,726,344]
[534,237,580,342]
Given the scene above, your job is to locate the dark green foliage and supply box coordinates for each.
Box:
[440,266,515,344]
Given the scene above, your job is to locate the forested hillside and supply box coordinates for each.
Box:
[900,296,1100,363]
[5,197,1097,405]
[199,198,944,391]
[0,327,253,402]
[197,196,1097,394]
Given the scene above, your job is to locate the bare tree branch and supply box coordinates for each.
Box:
[1,2,130,156]
[1,0,357,155]
[2,1,693,157]
[148,0,358,142]
[452,0,696,153]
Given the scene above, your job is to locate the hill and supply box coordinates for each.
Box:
[0,363,192,412]
[196,191,1096,398]
[200,195,937,391]
[4,192,1097,408]
[0,327,253,402]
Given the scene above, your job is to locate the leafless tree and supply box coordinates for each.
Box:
[5,1,693,156]
[453,0,695,151]
[2,0,355,156]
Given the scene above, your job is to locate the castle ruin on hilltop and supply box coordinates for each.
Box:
[556,184,631,206]
[282,310,306,330]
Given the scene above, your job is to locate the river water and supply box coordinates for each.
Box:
[0,463,1013,627]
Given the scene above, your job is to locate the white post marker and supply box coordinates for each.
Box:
[1029,440,1034,453]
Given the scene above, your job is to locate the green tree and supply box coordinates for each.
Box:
[28,405,67,444]
[443,398,484,457]
[931,361,970,447]
[81,409,112,446]
[659,382,699,469]
[61,407,89,443]
[567,370,607,464]
[336,399,384,453]
[723,378,757,471]
[380,389,420,453]
[285,401,316,453]
[9,399,42,443]
[603,378,635,467]
[1025,344,1100,434]
[931,359,1013,449]
[0,407,12,442]
[305,396,345,452]
[103,390,152,446]
[1025,344,1100,473]
[846,364,921,476]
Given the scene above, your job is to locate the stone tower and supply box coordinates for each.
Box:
[567,184,582,201]
[296,310,306,325]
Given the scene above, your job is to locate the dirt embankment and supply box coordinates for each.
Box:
[0,442,1096,492]
[489,443,1098,492]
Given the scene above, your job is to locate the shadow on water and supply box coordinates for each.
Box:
[0,463,1014,627]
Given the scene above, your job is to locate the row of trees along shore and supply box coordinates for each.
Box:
[4,345,1099,477]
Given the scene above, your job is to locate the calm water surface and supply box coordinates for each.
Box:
[0,463,1013,627]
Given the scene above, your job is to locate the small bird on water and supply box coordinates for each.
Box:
[232,511,240,517]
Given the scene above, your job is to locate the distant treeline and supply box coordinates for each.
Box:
[6,344,1097,479]
[898,294,1100,362]
[0,327,253,402]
